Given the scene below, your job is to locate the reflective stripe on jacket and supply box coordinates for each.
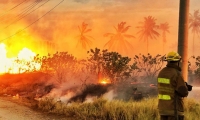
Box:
[157,63,188,115]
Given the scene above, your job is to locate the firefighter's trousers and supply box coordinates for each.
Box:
[160,115,184,120]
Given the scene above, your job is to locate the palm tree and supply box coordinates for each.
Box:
[76,22,94,50]
[136,16,160,53]
[104,22,135,55]
[189,9,200,56]
[159,22,170,54]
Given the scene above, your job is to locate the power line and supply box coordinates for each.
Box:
[0,0,29,19]
[15,0,41,18]
[0,0,42,25]
[0,0,65,43]
[3,0,46,29]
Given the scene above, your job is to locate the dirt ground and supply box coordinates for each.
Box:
[0,97,73,120]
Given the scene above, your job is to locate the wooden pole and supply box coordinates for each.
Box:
[178,0,190,82]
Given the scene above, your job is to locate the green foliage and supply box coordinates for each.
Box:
[39,52,76,72]
[35,52,78,83]
[32,49,166,84]
[102,51,131,83]
[87,48,133,83]
[188,56,200,83]
[132,53,165,82]
[194,56,200,78]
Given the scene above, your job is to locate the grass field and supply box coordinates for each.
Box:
[38,97,200,120]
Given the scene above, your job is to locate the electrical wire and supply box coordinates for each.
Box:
[0,0,42,25]
[16,0,41,18]
[0,0,65,43]
[17,0,42,17]
[4,0,46,29]
[0,0,29,18]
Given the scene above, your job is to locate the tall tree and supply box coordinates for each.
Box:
[76,22,94,50]
[136,16,160,53]
[104,22,135,55]
[159,22,170,54]
[189,9,200,56]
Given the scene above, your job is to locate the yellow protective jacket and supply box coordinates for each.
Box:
[157,63,188,115]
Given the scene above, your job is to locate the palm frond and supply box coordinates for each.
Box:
[104,33,115,37]
[76,22,93,50]
[104,38,116,50]
[123,34,135,38]
[84,29,92,33]
[78,26,82,33]
[122,26,131,33]
[104,22,134,54]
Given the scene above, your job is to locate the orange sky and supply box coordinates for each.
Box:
[0,0,199,59]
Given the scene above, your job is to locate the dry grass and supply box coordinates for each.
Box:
[184,98,200,120]
[38,97,159,120]
[38,97,200,120]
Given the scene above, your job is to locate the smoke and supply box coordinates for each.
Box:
[43,83,115,103]
[103,90,116,101]
[0,0,45,4]
[74,0,90,4]
[0,0,8,4]
[188,87,200,100]
[82,90,116,103]
[1,0,199,58]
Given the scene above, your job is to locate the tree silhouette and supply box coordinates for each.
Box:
[136,16,160,53]
[159,22,170,54]
[104,22,135,55]
[76,22,94,50]
[189,9,200,56]
[87,48,133,83]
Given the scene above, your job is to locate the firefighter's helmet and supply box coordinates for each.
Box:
[165,51,181,61]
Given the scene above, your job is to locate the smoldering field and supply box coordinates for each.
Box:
[0,52,200,120]
[0,71,163,120]
[0,73,200,120]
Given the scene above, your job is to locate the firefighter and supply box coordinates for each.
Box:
[157,51,192,120]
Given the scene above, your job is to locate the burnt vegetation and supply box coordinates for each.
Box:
[68,83,112,103]
[0,48,200,104]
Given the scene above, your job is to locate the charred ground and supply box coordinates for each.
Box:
[0,72,158,105]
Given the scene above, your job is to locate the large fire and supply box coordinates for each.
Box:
[0,43,41,74]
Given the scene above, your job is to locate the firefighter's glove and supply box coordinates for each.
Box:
[185,82,193,91]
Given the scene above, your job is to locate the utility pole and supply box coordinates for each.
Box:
[178,0,190,82]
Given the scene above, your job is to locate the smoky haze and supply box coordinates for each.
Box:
[0,0,200,103]
[0,0,199,58]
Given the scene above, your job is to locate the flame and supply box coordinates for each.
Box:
[18,48,36,60]
[0,43,41,74]
[99,78,110,85]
